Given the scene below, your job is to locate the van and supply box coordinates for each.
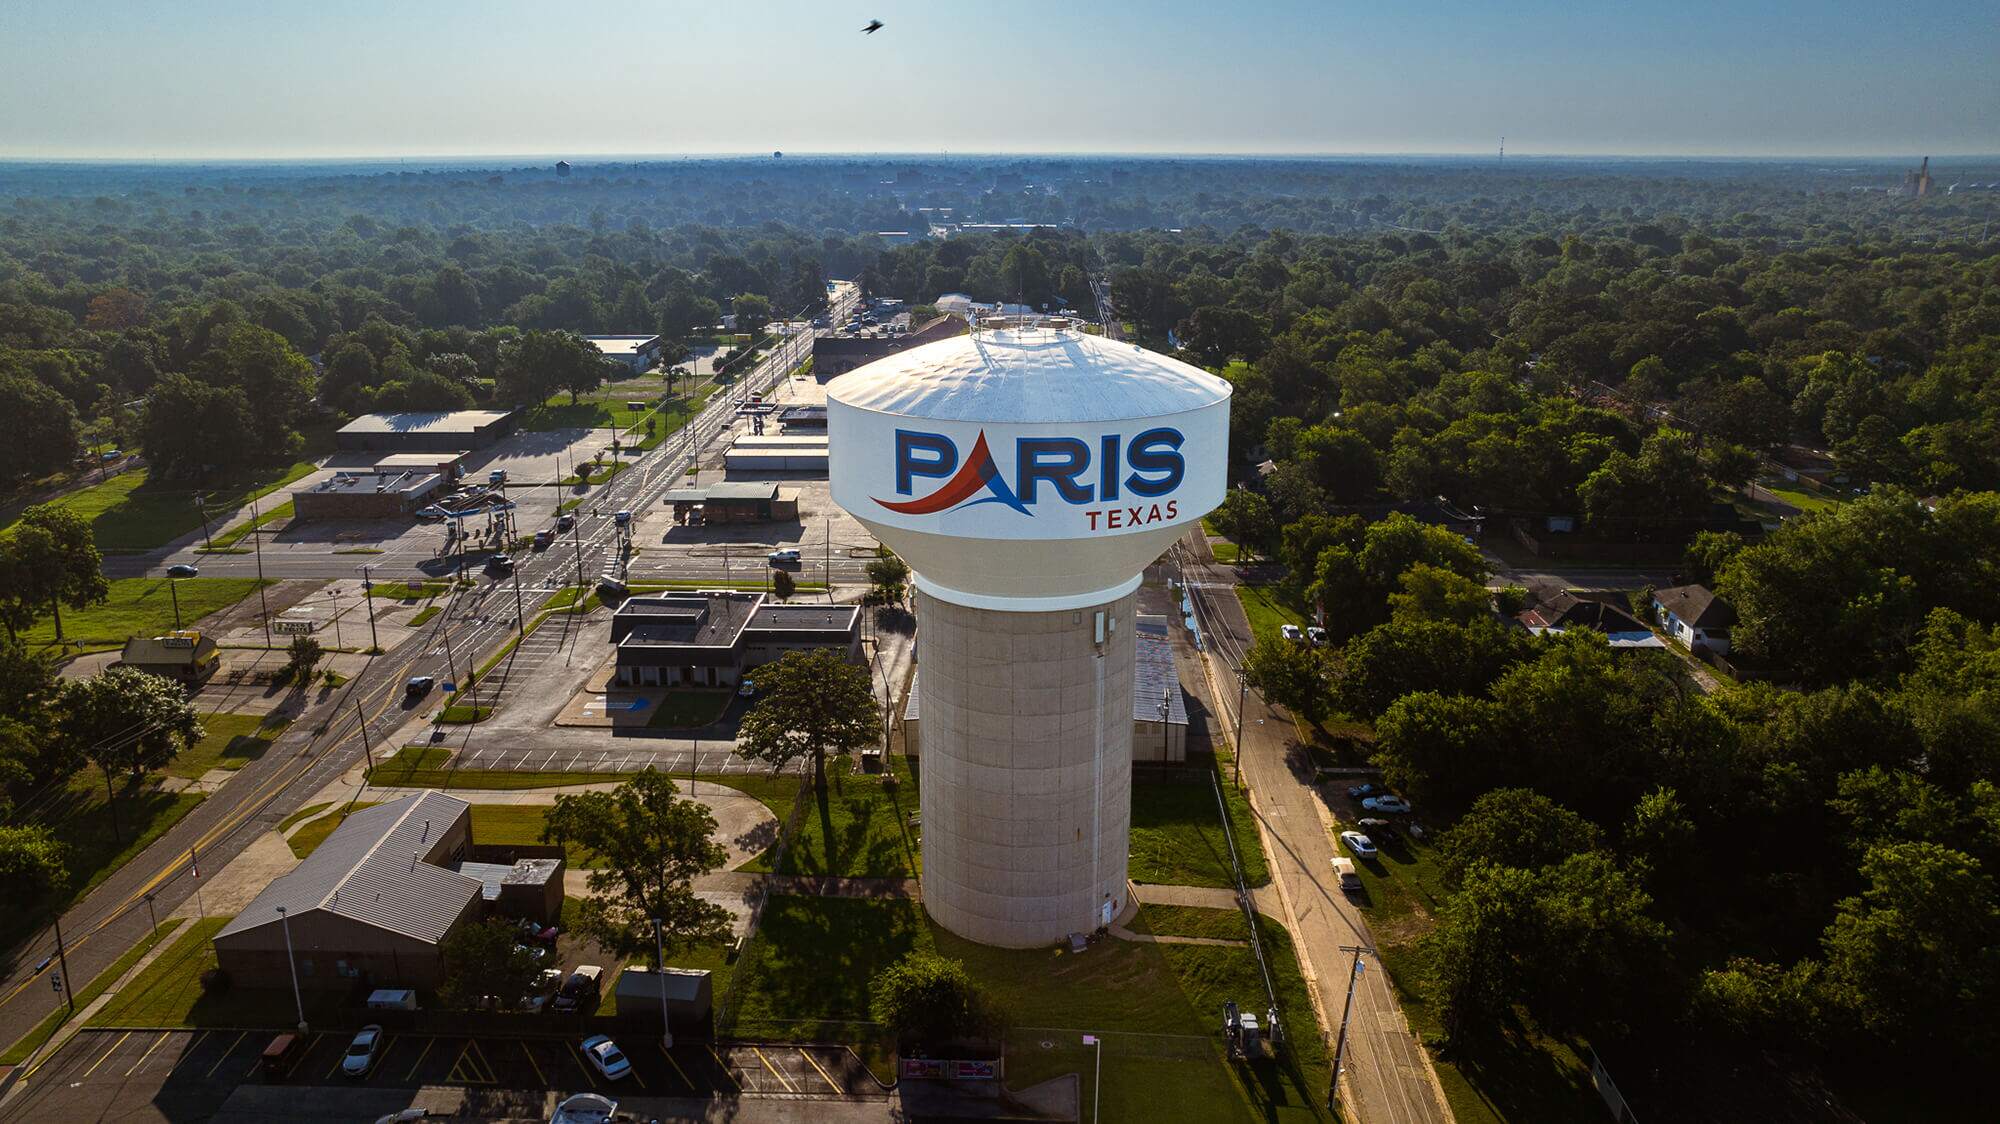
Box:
[553,964,604,1013]
[260,1032,305,1078]
[1332,856,1362,893]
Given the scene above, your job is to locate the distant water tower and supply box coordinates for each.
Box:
[773,150,784,159]
[555,160,571,178]
[828,324,1231,946]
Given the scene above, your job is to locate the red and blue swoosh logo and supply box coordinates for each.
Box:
[874,431,1032,516]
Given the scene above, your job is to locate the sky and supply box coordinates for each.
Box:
[2,0,1995,160]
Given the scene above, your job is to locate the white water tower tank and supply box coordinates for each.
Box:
[828,325,1230,946]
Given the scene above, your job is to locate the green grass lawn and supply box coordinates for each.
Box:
[1236,584,1309,646]
[86,916,348,1029]
[1348,826,1602,1123]
[1211,749,1270,886]
[25,576,270,651]
[2,776,205,950]
[1210,539,1241,563]
[1753,477,1843,515]
[724,895,1329,1122]
[277,802,329,832]
[644,689,734,729]
[165,714,290,780]
[1129,903,1254,943]
[765,758,920,878]
[369,580,452,599]
[1129,765,1270,889]
[2,459,322,553]
[0,917,186,1064]
[286,802,380,859]
[561,460,631,486]
[203,500,293,550]
[436,704,493,724]
[407,604,440,626]
[466,804,596,867]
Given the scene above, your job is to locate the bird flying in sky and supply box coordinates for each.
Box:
[862,19,883,33]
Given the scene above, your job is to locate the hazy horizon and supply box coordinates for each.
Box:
[4,0,1995,161]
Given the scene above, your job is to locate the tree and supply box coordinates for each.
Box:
[871,951,994,1047]
[1241,631,1332,725]
[496,330,608,407]
[194,323,315,453]
[0,376,80,482]
[1209,489,1274,562]
[0,824,68,910]
[8,504,109,643]
[58,667,202,842]
[1386,563,1492,626]
[138,373,256,480]
[1439,788,1601,885]
[541,769,732,960]
[865,551,910,605]
[438,918,546,1010]
[1333,617,1526,720]
[284,635,324,687]
[771,568,796,601]
[731,293,772,336]
[735,648,881,791]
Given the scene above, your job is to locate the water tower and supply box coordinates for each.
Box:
[828,324,1231,947]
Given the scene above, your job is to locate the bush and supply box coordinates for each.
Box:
[870,950,993,1047]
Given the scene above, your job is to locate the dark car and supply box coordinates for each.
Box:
[1346,783,1384,800]
[486,553,514,574]
[405,675,435,698]
[556,513,576,532]
[166,563,200,578]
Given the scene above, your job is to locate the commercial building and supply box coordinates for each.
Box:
[905,615,1188,763]
[585,335,664,373]
[335,410,517,452]
[828,324,1229,947]
[119,630,219,685]
[777,405,827,432]
[811,315,967,377]
[660,481,800,524]
[725,434,829,474]
[292,469,447,521]
[212,791,564,991]
[610,592,860,688]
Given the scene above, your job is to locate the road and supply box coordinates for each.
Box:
[1174,534,1451,1124]
[0,325,819,1064]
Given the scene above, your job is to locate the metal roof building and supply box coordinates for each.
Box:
[335,410,517,452]
[213,791,481,990]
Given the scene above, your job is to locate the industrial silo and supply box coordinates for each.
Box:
[828,323,1231,947]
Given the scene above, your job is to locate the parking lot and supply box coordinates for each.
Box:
[2,1027,882,1120]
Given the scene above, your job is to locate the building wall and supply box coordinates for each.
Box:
[1131,718,1187,763]
[213,907,474,992]
[915,588,1135,948]
[293,481,441,521]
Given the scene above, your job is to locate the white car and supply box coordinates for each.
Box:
[1362,795,1412,815]
[342,1025,384,1077]
[1307,626,1328,646]
[1340,830,1378,859]
[581,1035,633,1081]
[523,967,565,1012]
[1280,623,1304,642]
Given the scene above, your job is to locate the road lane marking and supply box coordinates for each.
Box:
[83,1031,133,1077]
[124,1031,171,1076]
[754,1046,796,1092]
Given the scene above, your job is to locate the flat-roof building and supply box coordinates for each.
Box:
[811,315,968,377]
[660,481,800,524]
[725,434,829,475]
[292,469,447,521]
[777,405,828,432]
[611,592,860,689]
[585,334,664,373]
[336,410,517,452]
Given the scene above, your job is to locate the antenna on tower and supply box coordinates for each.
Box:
[1498,137,1505,166]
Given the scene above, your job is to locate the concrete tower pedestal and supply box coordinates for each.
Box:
[915,587,1135,948]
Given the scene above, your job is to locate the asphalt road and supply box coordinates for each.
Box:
[0,331,817,1062]
[1175,533,1451,1124]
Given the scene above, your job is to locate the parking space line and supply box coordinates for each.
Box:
[82,1031,133,1078]
[801,1047,841,1093]
[373,1034,401,1076]
[285,1033,321,1080]
[519,1039,546,1087]
[754,1046,797,1093]
[706,1045,739,1091]
[659,1043,695,1093]
[124,1031,171,1077]
[569,1042,601,1088]
[402,1036,435,1082]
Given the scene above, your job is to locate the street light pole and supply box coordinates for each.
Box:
[169,577,182,629]
[651,917,675,1050]
[355,697,376,774]
[53,916,74,1014]
[143,892,159,941]
[1233,670,1247,786]
[358,566,379,652]
[276,905,307,1032]
[250,493,272,649]
[194,493,212,550]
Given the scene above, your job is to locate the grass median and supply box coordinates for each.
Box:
[25,577,270,651]
[165,713,290,780]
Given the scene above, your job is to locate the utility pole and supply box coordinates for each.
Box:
[169,577,182,629]
[194,493,213,550]
[143,892,159,941]
[250,492,272,649]
[53,916,74,1014]
[826,517,833,602]
[441,607,459,684]
[1233,670,1247,786]
[357,565,379,652]
[1329,946,1370,1113]
[511,566,526,637]
[355,697,376,774]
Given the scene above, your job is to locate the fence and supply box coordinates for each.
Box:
[1589,1046,1640,1123]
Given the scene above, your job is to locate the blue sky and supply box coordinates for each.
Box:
[2,0,1994,158]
